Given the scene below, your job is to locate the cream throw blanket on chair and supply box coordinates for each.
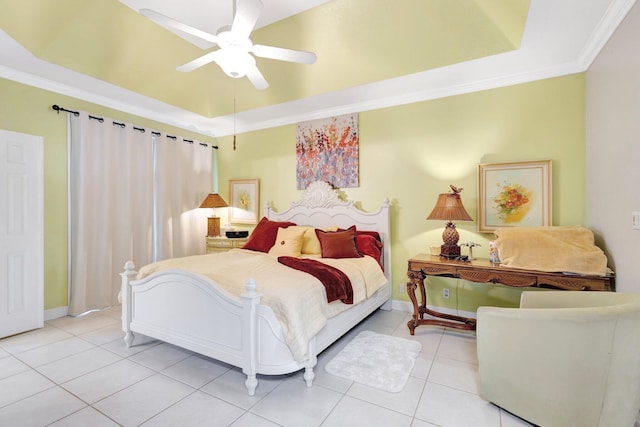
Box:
[494,226,608,276]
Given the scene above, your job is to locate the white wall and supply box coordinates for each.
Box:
[586,1,640,292]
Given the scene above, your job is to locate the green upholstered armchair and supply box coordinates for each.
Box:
[477,291,640,427]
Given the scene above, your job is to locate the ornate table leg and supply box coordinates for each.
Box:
[406,269,425,335]
[406,266,477,333]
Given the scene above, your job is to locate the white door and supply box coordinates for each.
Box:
[0,130,44,338]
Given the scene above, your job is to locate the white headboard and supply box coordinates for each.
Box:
[265,181,391,282]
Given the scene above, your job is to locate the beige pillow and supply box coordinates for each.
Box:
[268,226,307,257]
[291,226,338,255]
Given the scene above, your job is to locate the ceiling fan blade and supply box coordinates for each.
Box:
[245,63,269,90]
[140,8,219,46]
[231,0,264,39]
[177,50,224,72]
[252,45,317,64]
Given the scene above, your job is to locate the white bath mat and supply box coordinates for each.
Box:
[325,330,422,392]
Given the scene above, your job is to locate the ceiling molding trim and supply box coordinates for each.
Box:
[0,51,603,139]
[0,54,592,139]
[221,60,584,137]
[574,0,636,70]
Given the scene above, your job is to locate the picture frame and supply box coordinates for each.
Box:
[477,160,552,233]
[229,179,260,224]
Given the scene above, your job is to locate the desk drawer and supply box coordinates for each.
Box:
[419,264,457,276]
[537,275,606,291]
[458,270,536,287]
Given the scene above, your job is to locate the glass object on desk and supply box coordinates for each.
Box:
[489,241,501,263]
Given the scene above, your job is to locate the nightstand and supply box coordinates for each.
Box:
[205,236,248,253]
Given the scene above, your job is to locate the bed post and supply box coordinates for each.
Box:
[120,261,137,347]
[304,341,317,387]
[241,278,261,396]
[379,197,392,311]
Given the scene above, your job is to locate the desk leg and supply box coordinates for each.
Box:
[406,269,477,333]
[406,270,424,335]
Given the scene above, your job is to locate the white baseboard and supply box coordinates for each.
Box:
[390,299,477,319]
[44,306,68,321]
[391,299,413,313]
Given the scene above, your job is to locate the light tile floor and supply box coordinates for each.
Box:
[1,307,539,427]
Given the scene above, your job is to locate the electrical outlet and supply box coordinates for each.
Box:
[399,283,406,293]
[443,288,450,299]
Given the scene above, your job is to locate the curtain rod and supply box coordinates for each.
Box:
[52,104,79,116]
[51,104,218,149]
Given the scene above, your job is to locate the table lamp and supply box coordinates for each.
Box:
[426,185,473,259]
[199,193,228,237]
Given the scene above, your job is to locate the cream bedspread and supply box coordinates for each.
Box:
[136,249,388,361]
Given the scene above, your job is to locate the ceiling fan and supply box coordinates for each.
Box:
[140,0,317,90]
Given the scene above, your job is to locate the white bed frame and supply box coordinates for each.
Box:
[120,181,391,395]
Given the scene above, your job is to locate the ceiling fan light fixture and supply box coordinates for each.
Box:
[217,49,255,78]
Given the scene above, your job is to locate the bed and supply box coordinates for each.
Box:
[120,181,392,395]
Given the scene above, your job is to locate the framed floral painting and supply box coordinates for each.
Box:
[229,179,259,224]
[477,160,552,233]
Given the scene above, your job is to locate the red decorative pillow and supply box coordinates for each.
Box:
[242,217,296,253]
[356,235,383,270]
[315,225,362,259]
[338,228,382,243]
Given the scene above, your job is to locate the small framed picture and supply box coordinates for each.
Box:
[478,160,552,233]
[229,179,260,224]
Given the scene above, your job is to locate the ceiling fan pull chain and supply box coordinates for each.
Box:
[233,90,237,151]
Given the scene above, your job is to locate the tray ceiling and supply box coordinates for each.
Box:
[0,0,635,137]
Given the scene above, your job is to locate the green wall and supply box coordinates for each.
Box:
[0,72,585,313]
[217,73,586,310]
[0,77,215,311]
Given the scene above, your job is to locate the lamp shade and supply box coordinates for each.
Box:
[199,193,228,209]
[199,193,228,237]
[427,185,473,259]
[426,190,472,221]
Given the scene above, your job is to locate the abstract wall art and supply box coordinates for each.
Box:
[295,114,359,190]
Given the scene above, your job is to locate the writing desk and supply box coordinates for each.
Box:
[406,254,614,334]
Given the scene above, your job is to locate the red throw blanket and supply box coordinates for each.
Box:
[278,256,354,304]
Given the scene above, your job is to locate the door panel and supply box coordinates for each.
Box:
[0,130,44,338]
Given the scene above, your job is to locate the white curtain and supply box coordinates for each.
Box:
[154,135,211,261]
[68,113,211,315]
